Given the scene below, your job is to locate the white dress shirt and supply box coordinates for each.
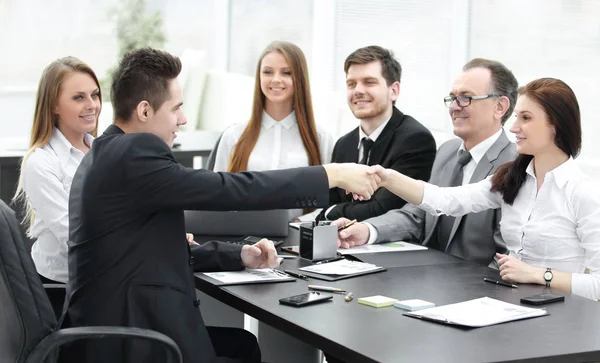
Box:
[213,110,334,219]
[418,158,600,300]
[365,129,504,243]
[23,128,94,283]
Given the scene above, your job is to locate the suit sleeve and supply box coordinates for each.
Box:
[366,203,427,243]
[125,133,329,213]
[326,128,436,221]
[191,241,244,272]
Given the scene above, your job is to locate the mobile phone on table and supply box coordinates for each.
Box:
[279,292,333,307]
[520,293,565,305]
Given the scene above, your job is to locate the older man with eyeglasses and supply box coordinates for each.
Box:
[331,58,519,267]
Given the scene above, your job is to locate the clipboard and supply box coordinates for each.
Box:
[291,259,386,281]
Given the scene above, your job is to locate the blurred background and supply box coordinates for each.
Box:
[1,0,599,177]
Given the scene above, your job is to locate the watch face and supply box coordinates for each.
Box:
[544,271,553,280]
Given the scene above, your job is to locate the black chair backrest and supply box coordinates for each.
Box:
[204,131,223,171]
[0,200,56,363]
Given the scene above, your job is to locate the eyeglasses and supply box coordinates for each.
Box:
[443,94,499,108]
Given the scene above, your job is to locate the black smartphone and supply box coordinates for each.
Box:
[279,292,333,307]
[520,293,565,305]
[242,236,283,248]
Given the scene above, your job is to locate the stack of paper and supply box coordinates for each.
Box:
[358,295,398,308]
[338,241,427,255]
[202,268,294,286]
[299,259,381,276]
[404,297,548,327]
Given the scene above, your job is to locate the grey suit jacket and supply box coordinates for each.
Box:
[367,131,517,266]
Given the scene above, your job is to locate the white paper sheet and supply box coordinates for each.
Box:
[338,241,427,255]
[405,297,548,327]
[203,268,293,284]
[299,259,381,275]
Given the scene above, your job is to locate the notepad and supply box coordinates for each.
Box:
[394,299,435,311]
[357,295,398,308]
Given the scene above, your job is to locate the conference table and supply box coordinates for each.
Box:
[0,130,220,204]
[194,229,600,363]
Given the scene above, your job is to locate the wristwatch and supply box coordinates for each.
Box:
[543,267,553,287]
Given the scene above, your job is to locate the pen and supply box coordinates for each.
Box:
[308,285,346,293]
[338,219,357,231]
[284,270,309,280]
[483,277,518,288]
[315,256,344,265]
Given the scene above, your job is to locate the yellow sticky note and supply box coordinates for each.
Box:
[357,295,398,308]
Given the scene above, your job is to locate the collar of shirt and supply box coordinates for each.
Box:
[357,117,391,149]
[261,110,297,130]
[49,127,94,162]
[458,128,503,164]
[525,156,575,188]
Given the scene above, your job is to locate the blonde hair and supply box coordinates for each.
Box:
[228,41,321,172]
[13,57,101,234]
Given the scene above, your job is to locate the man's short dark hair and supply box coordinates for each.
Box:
[111,48,182,122]
[344,45,402,86]
[463,58,518,125]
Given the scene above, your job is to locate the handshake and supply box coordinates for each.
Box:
[323,163,392,201]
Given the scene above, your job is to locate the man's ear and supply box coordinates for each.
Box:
[136,101,152,123]
[390,81,401,102]
[496,96,510,120]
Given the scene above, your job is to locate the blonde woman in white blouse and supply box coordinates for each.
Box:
[372,78,600,300]
[213,41,334,220]
[13,57,101,284]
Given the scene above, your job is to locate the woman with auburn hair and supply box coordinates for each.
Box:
[213,41,334,219]
[13,57,101,285]
[371,78,600,300]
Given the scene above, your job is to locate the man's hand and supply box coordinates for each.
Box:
[324,163,381,200]
[241,239,279,268]
[186,233,198,245]
[331,218,370,249]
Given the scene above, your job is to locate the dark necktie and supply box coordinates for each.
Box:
[359,137,374,165]
[434,150,473,252]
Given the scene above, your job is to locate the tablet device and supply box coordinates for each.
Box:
[279,292,333,307]
[520,293,565,305]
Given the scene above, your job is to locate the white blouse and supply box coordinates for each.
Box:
[22,128,94,283]
[213,110,334,219]
[419,158,600,300]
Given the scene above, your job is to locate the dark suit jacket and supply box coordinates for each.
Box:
[325,107,436,221]
[60,125,330,363]
[368,131,517,266]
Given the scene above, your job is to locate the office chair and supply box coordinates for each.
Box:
[0,200,183,363]
[203,131,223,171]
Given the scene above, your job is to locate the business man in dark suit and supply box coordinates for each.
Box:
[60,48,379,363]
[321,46,436,222]
[332,58,519,267]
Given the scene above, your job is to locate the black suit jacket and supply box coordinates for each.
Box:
[60,125,329,363]
[325,107,436,221]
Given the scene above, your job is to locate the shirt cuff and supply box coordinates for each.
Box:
[417,182,440,215]
[324,204,337,220]
[365,222,378,245]
[571,272,600,300]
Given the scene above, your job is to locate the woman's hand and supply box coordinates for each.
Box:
[497,253,544,284]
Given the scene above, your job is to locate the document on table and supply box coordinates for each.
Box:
[404,297,548,327]
[338,241,427,255]
[299,259,382,276]
[202,268,294,286]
